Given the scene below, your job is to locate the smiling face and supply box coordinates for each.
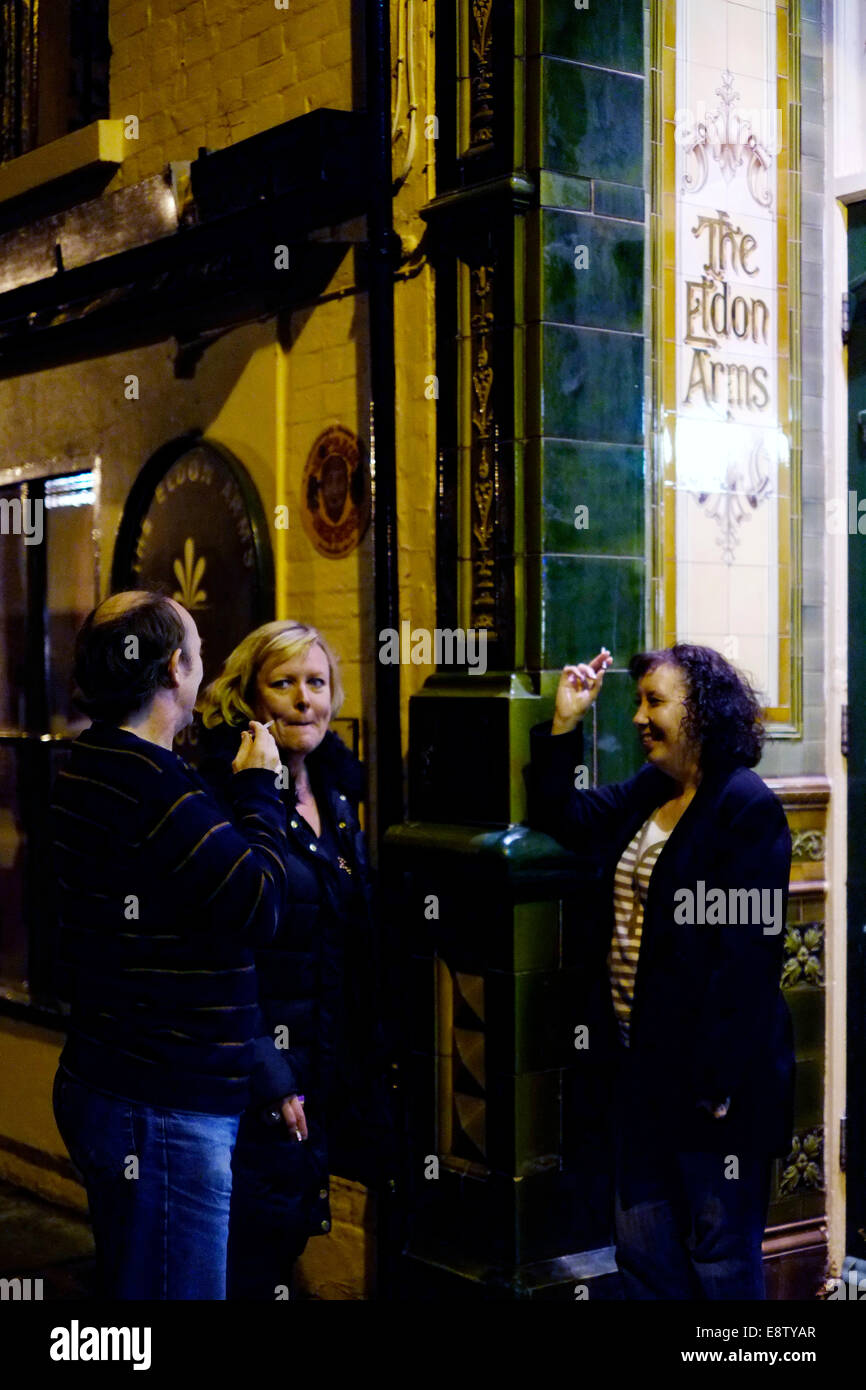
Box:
[253,642,332,760]
[632,661,700,783]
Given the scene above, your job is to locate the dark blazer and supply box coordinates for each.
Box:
[528,721,795,1159]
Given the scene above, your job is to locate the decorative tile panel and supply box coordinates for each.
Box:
[651,0,801,732]
[779,1127,825,1195]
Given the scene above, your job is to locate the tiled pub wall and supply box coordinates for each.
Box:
[520,2,828,1272]
[758,0,826,779]
[525,0,648,783]
[769,0,830,1250]
[523,0,824,783]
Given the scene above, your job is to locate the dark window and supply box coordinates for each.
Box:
[0,0,110,164]
[0,469,97,1009]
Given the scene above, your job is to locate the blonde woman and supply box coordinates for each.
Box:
[197,621,388,1300]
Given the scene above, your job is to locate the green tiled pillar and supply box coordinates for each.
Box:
[387,1,648,1298]
[527,0,647,786]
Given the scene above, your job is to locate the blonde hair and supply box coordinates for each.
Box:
[198,620,344,729]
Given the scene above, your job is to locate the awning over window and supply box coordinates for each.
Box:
[0,109,370,369]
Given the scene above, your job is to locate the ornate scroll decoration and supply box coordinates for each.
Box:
[791,830,826,862]
[781,923,824,989]
[1,0,39,163]
[469,264,497,633]
[779,1128,824,1196]
[695,440,772,564]
[467,0,494,151]
[680,69,773,210]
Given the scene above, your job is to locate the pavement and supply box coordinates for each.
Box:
[0,1180,95,1300]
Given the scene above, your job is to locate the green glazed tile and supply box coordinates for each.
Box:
[793,1059,824,1129]
[541,58,644,186]
[765,1191,804,1227]
[592,179,645,222]
[539,170,592,211]
[484,970,563,1075]
[513,901,560,971]
[846,199,866,282]
[539,555,644,669]
[797,1190,827,1220]
[593,668,646,784]
[535,439,645,555]
[536,323,644,443]
[538,210,644,332]
[784,985,825,1055]
[537,0,645,76]
[511,1071,561,1174]
[515,972,565,1073]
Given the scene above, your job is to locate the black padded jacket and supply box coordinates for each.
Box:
[197,722,391,1244]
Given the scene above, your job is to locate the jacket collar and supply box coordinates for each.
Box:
[196,720,363,806]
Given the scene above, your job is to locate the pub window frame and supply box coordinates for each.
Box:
[0,455,101,1022]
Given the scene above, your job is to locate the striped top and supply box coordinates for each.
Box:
[51,722,290,1115]
[608,813,670,1046]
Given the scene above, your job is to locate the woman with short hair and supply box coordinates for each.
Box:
[529,643,795,1300]
[197,620,389,1299]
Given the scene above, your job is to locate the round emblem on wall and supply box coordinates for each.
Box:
[111,436,274,687]
[300,425,371,558]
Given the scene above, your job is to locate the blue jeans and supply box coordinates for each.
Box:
[53,1067,239,1300]
[614,1143,772,1300]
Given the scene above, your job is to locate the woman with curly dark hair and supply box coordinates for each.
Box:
[529,643,794,1300]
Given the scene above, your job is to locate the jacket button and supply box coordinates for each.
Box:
[338,821,347,830]
[320,1219,331,1232]
[319,1187,328,1200]
[310,843,317,852]
[338,794,346,801]
[290,820,298,829]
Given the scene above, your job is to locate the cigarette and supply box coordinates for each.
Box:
[262,720,275,729]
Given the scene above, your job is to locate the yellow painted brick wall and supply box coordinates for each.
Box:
[280,290,372,718]
[109,0,356,186]
[105,0,439,745]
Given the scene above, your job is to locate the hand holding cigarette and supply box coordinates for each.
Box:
[280,1093,308,1141]
[552,647,612,734]
[231,718,282,774]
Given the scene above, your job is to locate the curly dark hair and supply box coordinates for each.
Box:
[627,643,765,772]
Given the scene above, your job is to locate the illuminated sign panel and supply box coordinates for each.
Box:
[653,0,800,730]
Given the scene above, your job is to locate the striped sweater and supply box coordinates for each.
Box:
[51,722,290,1115]
[608,814,670,1046]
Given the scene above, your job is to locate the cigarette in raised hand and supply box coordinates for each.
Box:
[261,720,275,729]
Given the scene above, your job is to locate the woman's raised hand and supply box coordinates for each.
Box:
[551,649,613,734]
